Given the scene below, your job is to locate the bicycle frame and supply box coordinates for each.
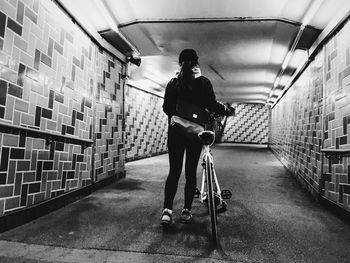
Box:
[199,144,223,207]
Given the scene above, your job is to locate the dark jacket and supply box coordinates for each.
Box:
[163,76,226,122]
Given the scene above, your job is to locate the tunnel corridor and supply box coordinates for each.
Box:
[0,144,349,262]
[1,0,350,262]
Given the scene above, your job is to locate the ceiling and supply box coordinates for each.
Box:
[58,0,350,105]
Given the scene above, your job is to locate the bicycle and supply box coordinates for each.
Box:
[195,126,232,246]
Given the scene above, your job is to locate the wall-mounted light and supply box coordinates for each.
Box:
[127,56,141,67]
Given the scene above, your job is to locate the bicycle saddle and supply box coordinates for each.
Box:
[198,131,215,145]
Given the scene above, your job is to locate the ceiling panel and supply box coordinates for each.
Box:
[58,0,350,104]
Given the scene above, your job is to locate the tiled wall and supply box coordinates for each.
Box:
[270,19,350,211]
[270,53,323,196]
[222,103,269,144]
[93,54,125,181]
[0,0,125,216]
[124,85,167,161]
[322,21,350,208]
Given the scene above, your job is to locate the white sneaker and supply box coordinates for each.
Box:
[161,208,174,226]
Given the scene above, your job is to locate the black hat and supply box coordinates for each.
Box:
[179,49,198,65]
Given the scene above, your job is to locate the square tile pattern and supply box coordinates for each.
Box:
[271,20,350,211]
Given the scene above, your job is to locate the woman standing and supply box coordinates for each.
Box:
[161,49,234,225]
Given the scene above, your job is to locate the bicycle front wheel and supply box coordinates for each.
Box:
[206,155,218,246]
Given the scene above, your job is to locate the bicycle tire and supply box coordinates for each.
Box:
[206,155,218,246]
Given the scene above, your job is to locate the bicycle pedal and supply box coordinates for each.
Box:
[221,189,232,199]
[194,188,200,198]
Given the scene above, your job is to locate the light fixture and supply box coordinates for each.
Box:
[127,56,141,67]
[268,0,324,105]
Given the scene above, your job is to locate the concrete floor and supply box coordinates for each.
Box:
[0,143,350,262]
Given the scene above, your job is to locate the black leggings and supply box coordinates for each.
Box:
[163,127,203,210]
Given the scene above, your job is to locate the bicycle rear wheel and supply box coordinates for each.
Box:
[205,155,218,246]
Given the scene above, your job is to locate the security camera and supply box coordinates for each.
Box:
[127,56,141,67]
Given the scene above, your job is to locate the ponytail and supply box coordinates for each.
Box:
[178,61,196,90]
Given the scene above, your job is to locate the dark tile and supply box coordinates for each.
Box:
[0,80,7,105]
[105,71,110,79]
[41,108,52,119]
[10,148,25,159]
[76,111,83,121]
[20,184,28,206]
[0,147,9,171]
[0,107,4,118]
[62,171,67,188]
[0,11,6,37]
[35,106,41,126]
[67,171,74,179]
[76,155,84,162]
[72,154,76,170]
[55,93,64,104]
[17,1,24,24]
[340,135,347,145]
[0,173,6,184]
[336,138,340,149]
[43,161,53,170]
[85,99,92,108]
[66,125,74,135]
[61,125,66,135]
[8,83,23,98]
[73,56,80,67]
[343,184,350,195]
[0,38,3,50]
[54,41,63,55]
[28,182,40,193]
[36,161,42,181]
[71,110,76,126]
[34,49,40,70]
[7,17,22,35]
[49,142,55,160]
[25,6,37,24]
[55,142,64,151]
[40,53,51,67]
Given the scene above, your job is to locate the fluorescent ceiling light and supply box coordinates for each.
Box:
[289,49,308,69]
[281,51,293,70]
[279,75,291,87]
[273,76,281,88]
